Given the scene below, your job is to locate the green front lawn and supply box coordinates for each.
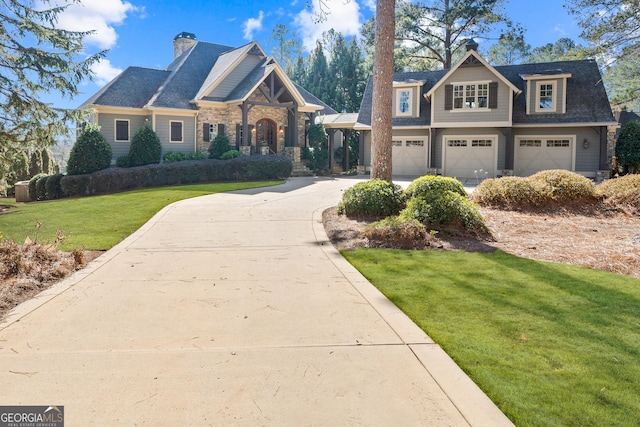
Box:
[0,181,283,251]
[343,249,640,427]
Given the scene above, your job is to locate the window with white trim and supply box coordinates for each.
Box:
[448,139,468,147]
[406,140,424,147]
[392,140,403,147]
[115,120,130,142]
[547,139,570,147]
[537,81,555,111]
[170,121,183,143]
[395,90,412,116]
[519,139,542,147]
[472,139,492,147]
[453,83,489,110]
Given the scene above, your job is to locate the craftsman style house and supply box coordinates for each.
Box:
[80,32,335,166]
[348,42,617,180]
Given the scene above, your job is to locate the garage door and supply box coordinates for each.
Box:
[444,137,496,179]
[515,137,573,176]
[392,138,428,175]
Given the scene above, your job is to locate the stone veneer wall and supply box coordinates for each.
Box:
[195,87,307,159]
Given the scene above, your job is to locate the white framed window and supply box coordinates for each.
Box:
[392,140,403,147]
[448,139,468,147]
[519,139,542,147]
[453,82,489,110]
[115,119,130,142]
[406,140,424,147]
[547,139,570,147]
[536,81,555,112]
[170,121,184,143]
[395,89,412,116]
[472,139,492,147]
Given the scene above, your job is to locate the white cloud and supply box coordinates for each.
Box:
[90,58,123,85]
[293,0,363,52]
[554,25,568,36]
[363,0,375,12]
[243,11,265,40]
[55,0,137,50]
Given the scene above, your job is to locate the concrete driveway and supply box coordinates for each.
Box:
[0,177,512,426]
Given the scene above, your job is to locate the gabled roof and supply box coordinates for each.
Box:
[195,42,264,100]
[81,39,327,114]
[616,110,640,126]
[294,83,337,115]
[425,49,521,98]
[357,57,615,128]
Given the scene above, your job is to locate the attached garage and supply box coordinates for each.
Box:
[443,136,497,179]
[514,136,574,176]
[392,137,428,175]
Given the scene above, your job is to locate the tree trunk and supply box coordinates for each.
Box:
[370,0,396,183]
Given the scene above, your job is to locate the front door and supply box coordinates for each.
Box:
[256,118,277,154]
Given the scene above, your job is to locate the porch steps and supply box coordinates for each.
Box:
[290,162,315,177]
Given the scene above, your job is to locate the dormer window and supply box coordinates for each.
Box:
[537,81,555,111]
[396,89,412,116]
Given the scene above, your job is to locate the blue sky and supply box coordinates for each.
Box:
[50,0,585,109]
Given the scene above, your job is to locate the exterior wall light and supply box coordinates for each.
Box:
[583,138,589,149]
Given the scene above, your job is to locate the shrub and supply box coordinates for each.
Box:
[615,121,640,174]
[44,173,65,200]
[220,150,242,160]
[595,174,640,213]
[34,174,48,201]
[28,173,47,201]
[364,216,430,249]
[60,155,292,197]
[67,123,112,175]
[116,156,130,168]
[128,120,161,167]
[401,191,488,233]
[473,176,548,208]
[404,175,466,201]
[528,170,594,201]
[163,151,206,163]
[306,123,329,174]
[208,134,233,159]
[337,179,405,218]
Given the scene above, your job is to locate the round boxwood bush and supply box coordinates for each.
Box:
[528,169,594,201]
[401,189,488,233]
[208,134,233,159]
[67,124,112,175]
[337,179,405,218]
[128,120,161,167]
[404,175,466,201]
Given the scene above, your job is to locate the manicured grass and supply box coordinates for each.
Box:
[0,181,283,251]
[342,249,640,427]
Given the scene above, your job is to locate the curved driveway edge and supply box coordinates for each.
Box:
[0,177,513,426]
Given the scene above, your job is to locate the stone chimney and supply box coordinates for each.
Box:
[173,32,197,59]
[466,39,479,51]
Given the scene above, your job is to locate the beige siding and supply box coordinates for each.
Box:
[432,66,511,124]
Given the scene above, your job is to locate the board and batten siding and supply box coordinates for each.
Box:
[432,66,511,125]
[97,113,150,161]
[209,55,263,99]
[155,115,196,154]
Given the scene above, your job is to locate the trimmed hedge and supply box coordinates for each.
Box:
[364,216,429,249]
[404,175,467,200]
[473,170,595,208]
[163,151,207,163]
[60,155,292,197]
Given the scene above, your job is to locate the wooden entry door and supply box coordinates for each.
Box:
[256,118,277,154]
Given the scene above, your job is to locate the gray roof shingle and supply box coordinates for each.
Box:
[357,59,615,127]
[80,67,170,108]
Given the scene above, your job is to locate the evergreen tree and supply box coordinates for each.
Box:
[128,120,162,166]
[615,121,640,174]
[306,41,332,107]
[527,38,584,63]
[67,124,112,175]
[487,28,531,65]
[0,0,105,181]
